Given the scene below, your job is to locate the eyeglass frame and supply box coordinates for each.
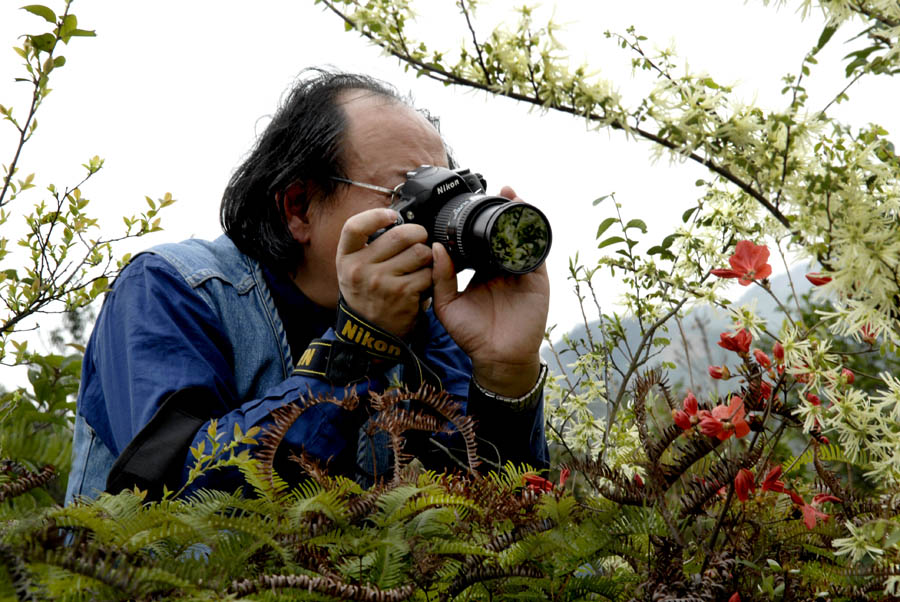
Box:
[330,176,403,203]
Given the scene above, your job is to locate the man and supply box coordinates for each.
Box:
[65,70,550,502]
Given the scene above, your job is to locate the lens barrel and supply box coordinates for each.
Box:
[432,194,551,274]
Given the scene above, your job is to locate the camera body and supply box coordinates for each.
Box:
[383,165,551,274]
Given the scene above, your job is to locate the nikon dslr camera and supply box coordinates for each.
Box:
[375,165,551,275]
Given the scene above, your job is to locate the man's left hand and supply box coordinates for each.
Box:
[431,186,550,398]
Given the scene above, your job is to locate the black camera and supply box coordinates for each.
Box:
[375,165,551,274]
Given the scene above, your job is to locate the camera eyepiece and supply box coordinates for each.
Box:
[389,166,551,274]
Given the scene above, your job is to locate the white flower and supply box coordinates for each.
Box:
[832,521,887,564]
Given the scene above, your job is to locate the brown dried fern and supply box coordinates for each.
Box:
[230,573,416,600]
[368,385,481,480]
[254,392,359,489]
[0,464,55,502]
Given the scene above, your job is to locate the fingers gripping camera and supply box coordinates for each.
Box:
[373,166,552,274]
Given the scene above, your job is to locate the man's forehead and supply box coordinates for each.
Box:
[339,90,433,132]
[338,90,448,178]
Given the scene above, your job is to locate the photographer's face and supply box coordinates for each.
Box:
[292,91,448,308]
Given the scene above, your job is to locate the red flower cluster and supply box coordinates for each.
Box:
[699,396,750,441]
[754,466,841,529]
[718,329,752,354]
[711,240,772,285]
[523,468,570,493]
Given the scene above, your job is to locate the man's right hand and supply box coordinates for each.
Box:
[336,208,434,338]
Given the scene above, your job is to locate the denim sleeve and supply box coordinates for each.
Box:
[87,255,367,497]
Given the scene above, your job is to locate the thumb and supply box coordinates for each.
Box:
[431,243,458,311]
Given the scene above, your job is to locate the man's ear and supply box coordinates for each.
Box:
[279,182,311,244]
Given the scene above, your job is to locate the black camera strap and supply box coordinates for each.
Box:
[293,298,441,390]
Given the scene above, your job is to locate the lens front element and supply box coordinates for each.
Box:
[486,204,551,273]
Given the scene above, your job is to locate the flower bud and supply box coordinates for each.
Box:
[753,348,771,369]
[708,365,730,380]
[772,341,784,363]
[841,368,855,385]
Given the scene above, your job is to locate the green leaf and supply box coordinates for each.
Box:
[592,194,610,206]
[595,217,617,239]
[813,25,837,55]
[625,218,647,233]
[21,4,56,23]
[29,33,55,52]
[597,236,625,250]
[681,206,698,223]
[65,28,96,39]
[60,13,77,36]
[52,55,65,67]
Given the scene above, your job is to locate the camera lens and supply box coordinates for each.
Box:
[433,195,551,274]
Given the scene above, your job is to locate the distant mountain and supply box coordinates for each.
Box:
[542,267,813,402]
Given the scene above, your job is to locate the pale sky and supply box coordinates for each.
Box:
[1,1,896,345]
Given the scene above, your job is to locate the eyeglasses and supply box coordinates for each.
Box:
[330,176,402,203]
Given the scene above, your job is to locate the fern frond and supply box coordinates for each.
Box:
[370,524,411,589]
[393,492,479,523]
[485,518,555,554]
[0,464,55,503]
[229,572,416,600]
[288,487,350,531]
[254,393,358,493]
[782,443,872,474]
[560,573,624,601]
[444,565,547,601]
[429,540,495,558]
[372,484,429,527]
[0,543,42,601]
[660,434,721,487]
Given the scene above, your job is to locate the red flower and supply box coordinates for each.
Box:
[773,341,784,363]
[708,365,730,380]
[842,368,855,385]
[734,468,755,502]
[711,240,772,285]
[805,272,832,286]
[672,409,691,430]
[523,473,554,492]
[700,396,750,441]
[761,466,785,493]
[683,392,698,416]
[800,502,829,530]
[729,594,741,602]
[753,348,771,369]
[787,489,805,506]
[673,392,701,430]
[633,473,644,488]
[559,468,571,488]
[524,468,571,493]
[806,393,821,406]
[812,493,841,506]
[718,329,752,354]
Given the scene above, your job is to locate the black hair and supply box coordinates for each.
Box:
[220,68,405,270]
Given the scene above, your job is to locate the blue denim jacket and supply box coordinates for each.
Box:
[66,235,547,502]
